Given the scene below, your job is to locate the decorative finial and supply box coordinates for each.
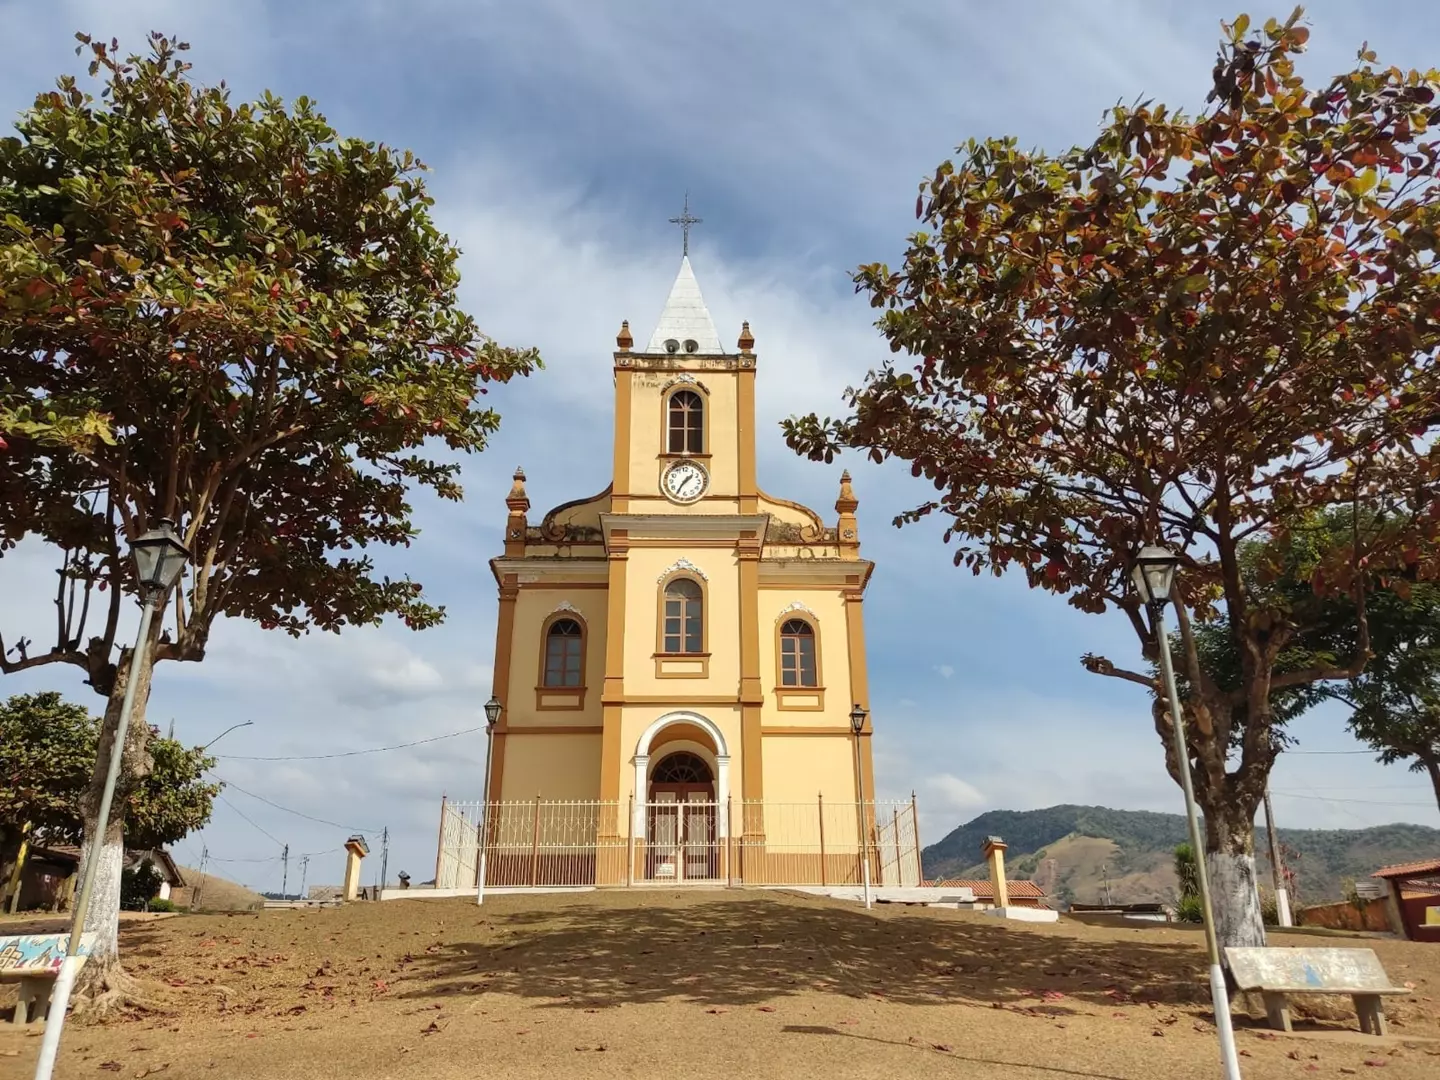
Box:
[506,467,529,513]
[668,191,702,257]
[836,470,857,513]
[737,321,754,352]
[617,319,633,349]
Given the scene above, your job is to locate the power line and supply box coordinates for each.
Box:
[217,793,285,848]
[214,775,380,833]
[1286,749,1376,756]
[218,724,487,762]
[1271,790,1438,808]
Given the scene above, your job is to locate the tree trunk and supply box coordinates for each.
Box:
[0,826,26,911]
[1204,799,1267,950]
[72,640,156,1001]
[1425,757,1440,816]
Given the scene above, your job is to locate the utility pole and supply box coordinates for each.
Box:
[193,844,208,911]
[1262,787,1293,927]
[299,855,310,902]
[281,844,289,900]
[379,827,389,896]
[1102,863,1113,907]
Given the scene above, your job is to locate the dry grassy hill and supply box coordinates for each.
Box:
[171,864,265,912]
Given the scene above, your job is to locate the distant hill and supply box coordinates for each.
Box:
[922,804,1440,907]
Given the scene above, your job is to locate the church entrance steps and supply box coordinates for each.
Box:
[432,796,923,891]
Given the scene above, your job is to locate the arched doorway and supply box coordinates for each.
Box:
[647,750,718,882]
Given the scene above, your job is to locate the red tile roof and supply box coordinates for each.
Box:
[929,878,1047,899]
[1372,857,1440,880]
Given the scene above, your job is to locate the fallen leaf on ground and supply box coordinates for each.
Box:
[706,1008,727,1015]
[757,1006,776,1013]
[1363,1061,1388,1068]
[99,1064,122,1073]
[932,1044,954,1053]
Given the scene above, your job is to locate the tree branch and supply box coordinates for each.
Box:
[1080,652,1156,688]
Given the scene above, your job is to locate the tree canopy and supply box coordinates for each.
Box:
[785,9,1440,945]
[1188,513,1440,810]
[0,690,219,851]
[0,32,539,697]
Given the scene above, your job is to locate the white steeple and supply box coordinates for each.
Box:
[644,255,724,355]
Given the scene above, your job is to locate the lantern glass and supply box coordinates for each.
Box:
[1132,545,1178,606]
[848,703,867,736]
[483,695,503,728]
[131,519,189,594]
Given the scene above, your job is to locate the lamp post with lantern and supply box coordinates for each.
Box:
[35,519,190,1080]
[849,702,873,910]
[1131,544,1242,1080]
[476,694,503,906]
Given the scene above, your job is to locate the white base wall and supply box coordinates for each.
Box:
[986,906,1060,923]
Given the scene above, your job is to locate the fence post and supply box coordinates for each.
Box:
[817,793,827,887]
[891,808,901,887]
[434,795,448,887]
[726,795,735,887]
[529,794,542,887]
[627,795,635,888]
[910,792,923,886]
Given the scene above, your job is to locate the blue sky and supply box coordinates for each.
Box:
[2,1,1438,893]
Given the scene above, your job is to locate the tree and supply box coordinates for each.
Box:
[0,34,538,999]
[785,9,1440,948]
[0,692,220,908]
[0,691,95,900]
[1190,514,1440,811]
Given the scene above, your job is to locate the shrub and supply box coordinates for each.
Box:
[147,897,177,913]
[1176,894,1204,924]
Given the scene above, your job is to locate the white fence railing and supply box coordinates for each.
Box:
[433,796,922,890]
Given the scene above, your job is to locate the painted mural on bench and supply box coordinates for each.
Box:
[0,934,94,977]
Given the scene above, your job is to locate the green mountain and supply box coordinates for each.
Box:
[922,804,1440,907]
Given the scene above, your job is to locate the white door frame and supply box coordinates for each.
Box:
[632,711,730,840]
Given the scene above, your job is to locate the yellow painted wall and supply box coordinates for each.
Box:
[761,734,859,805]
[622,546,741,695]
[759,589,852,727]
[626,369,740,498]
[508,588,607,728]
[497,733,603,801]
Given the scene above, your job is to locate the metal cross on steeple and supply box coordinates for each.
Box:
[668,192,702,256]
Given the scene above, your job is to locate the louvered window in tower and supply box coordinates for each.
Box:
[668,390,704,454]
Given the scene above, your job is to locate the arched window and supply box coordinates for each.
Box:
[779,619,817,687]
[662,578,703,654]
[543,618,584,687]
[651,751,713,784]
[668,390,704,454]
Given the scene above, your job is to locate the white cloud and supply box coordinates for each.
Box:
[924,773,986,811]
[935,664,955,680]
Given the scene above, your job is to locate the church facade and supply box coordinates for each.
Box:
[468,254,897,886]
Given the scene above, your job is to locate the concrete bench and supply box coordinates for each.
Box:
[1225,946,1407,1036]
[0,933,95,1024]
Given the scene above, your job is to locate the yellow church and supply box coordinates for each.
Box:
[435,248,920,890]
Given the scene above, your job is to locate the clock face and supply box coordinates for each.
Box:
[663,460,708,504]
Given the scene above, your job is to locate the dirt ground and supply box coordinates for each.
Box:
[1,890,1437,1079]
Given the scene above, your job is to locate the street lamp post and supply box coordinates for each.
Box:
[35,519,190,1080]
[476,695,502,906]
[1132,544,1242,1080]
[200,719,255,751]
[849,702,873,910]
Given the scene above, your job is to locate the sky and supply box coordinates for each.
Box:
[2,1,1438,894]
